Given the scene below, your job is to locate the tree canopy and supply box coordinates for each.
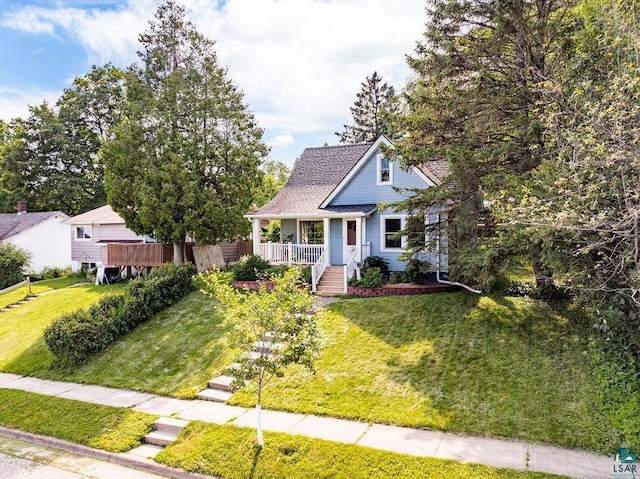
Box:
[393,0,575,289]
[102,0,267,263]
[0,64,125,215]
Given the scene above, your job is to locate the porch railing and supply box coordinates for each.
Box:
[361,242,371,261]
[311,249,329,293]
[344,247,361,293]
[259,243,324,265]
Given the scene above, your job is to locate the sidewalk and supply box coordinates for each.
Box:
[0,372,612,479]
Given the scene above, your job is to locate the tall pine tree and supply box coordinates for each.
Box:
[337,71,398,143]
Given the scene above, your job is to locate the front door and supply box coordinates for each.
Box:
[343,219,357,264]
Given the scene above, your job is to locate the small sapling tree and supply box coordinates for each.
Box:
[203,267,320,446]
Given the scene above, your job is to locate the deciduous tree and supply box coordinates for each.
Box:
[203,268,320,447]
[0,65,125,215]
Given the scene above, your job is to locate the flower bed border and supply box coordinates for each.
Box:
[347,283,460,297]
[232,280,311,291]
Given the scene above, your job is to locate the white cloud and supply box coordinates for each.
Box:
[1,0,426,136]
[0,86,60,121]
[267,134,296,149]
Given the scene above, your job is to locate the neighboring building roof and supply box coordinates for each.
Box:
[250,136,450,218]
[421,160,450,185]
[65,205,125,225]
[0,211,68,241]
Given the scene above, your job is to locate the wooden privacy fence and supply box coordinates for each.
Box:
[106,243,173,267]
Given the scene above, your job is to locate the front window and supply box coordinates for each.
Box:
[76,226,92,240]
[381,215,405,251]
[300,221,324,245]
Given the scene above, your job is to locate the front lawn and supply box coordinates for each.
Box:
[0,275,84,309]
[229,294,616,453]
[157,421,566,479]
[0,389,155,452]
[58,290,236,397]
[0,283,126,376]
[0,284,618,453]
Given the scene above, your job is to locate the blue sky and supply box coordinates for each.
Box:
[0,0,425,166]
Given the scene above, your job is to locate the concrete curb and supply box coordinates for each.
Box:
[0,426,213,479]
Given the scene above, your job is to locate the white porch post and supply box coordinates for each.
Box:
[323,217,330,264]
[356,217,363,262]
[252,218,261,255]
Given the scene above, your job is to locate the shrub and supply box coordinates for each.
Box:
[30,266,69,281]
[300,266,312,285]
[358,267,385,288]
[405,258,431,285]
[231,255,270,281]
[44,263,195,367]
[362,256,389,278]
[0,243,31,289]
[389,271,409,284]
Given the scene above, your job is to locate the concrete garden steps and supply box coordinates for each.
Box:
[130,417,189,458]
[197,333,284,403]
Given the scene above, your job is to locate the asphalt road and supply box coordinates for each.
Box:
[0,437,167,479]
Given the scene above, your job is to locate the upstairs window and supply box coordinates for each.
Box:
[377,154,393,185]
[75,226,92,240]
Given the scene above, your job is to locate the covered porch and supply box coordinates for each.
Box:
[247,210,374,293]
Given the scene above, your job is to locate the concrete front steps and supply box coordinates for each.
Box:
[196,374,235,403]
[197,337,281,402]
[129,417,188,459]
[316,266,345,295]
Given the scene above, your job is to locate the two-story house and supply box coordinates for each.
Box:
[245,135,449,294]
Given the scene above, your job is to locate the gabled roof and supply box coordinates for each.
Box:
[249,136,450,218]
[65,205,125,225]
[250,142,373,217]
[0,211,68,241]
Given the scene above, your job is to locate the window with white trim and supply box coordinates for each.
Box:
[75,226,92,241]
[300,221,324,245]
[377,154,393,185]
[380,215,406,251]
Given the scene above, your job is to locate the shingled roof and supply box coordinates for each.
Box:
[0,211,67,241]
[250,140,450,217]
[65,205,125,225]
[251,142,374,216]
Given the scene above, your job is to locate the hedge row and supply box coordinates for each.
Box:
[44,263,196,367]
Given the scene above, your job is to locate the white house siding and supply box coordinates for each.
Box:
[6,215,71,273]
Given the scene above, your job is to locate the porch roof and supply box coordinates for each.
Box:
[246,204,377,220]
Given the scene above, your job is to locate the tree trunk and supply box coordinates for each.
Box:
[256,379,264,447]
[173,240,185,264]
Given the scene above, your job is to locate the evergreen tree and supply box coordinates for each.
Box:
[102,1,267,263]
[337,71,398,143]
[393,0,575,289]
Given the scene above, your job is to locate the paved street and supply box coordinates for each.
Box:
[0,437,167,479]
